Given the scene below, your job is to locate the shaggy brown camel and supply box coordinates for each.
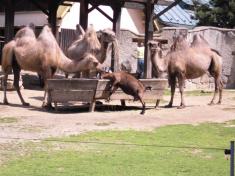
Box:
[1,25,101,106]
[149,35,223,108]
[67,25,119,77]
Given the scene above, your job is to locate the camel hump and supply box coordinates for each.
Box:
[191,34,209,48]
[15,26,36,39]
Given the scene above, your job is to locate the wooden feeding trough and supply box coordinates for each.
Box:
[47,78,168,112]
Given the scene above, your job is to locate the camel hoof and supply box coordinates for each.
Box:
[217,101,221,105]
[177,105,185,109]
[42,103,54,110]
[208,102,215,106]
[23,102,30,106]
[3,100,9,105]
[165,104,173,108]
[105,98,110,103]
[140,111,145,115]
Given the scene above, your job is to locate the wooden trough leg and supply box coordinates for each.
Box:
[54,102,58,111]
[89,100,96,112]
[155,99,161,108]
[121,99,126,106]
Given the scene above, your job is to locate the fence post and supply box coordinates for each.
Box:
[231,141,234,176]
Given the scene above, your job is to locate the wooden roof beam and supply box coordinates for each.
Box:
[29,0,49,16]
[93,5,113,22]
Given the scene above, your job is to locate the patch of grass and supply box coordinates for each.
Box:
[0,117,18,124]
[0,122,235,176]
[19,126,44,133]
[94,122,115,126]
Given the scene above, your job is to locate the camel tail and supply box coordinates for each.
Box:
[1,41,16,74]
[211,48,221,56]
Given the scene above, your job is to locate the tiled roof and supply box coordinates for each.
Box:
[154,4,198,28]
[182,0,210,5]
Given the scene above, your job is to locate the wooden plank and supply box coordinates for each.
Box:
[96,79,168,90]
[50,90,95,102]
[140,79,168,89]
[47,79,98,90]
[109,90,164,100]
[132,38,168,44]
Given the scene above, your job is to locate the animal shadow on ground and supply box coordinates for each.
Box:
[41,103,154,114]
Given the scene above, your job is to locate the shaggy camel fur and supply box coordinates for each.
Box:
[101,71,146,115]
[149,34,223,108]
[1,25,101,106]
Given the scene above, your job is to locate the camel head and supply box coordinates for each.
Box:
[98,28,116,43]
[148,40,163,57]
[83,53,102,71]
[148,40,168,78]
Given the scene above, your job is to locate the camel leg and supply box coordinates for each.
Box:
[155,99,160,108]
[12,64,29,106]
[209,77,219,105]
[166,75,176,108]
[138,93,145,115]
[107,84,118,102]
[217,80,223,104]
[177,74,186,109]
[3,73,9,105]
[42,69,53,109]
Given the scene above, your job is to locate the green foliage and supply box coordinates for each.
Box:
[0,122,235,176]
[194,0,235,28]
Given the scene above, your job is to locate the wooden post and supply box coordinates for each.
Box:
[144,0,154,78]
[231,141,234,176]
[48,3,59,36]
[80,0,88,30]
[111,5,121,72]
[4,0,15,43]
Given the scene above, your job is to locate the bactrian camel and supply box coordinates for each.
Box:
[149,34,223,108]
[1,24,101,107]
[67,25,119,77]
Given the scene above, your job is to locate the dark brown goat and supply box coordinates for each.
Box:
[101,71,146,115]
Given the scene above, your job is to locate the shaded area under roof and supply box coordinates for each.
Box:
[154,4,198,28]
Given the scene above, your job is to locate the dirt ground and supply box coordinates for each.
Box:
[0,79,235,143]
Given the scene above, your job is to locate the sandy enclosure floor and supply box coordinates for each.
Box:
[0,80,234,143]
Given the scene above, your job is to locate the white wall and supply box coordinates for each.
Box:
[0,11,47,27]
[59,3,145,34]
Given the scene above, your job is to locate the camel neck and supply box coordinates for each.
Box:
[57,51,83,73]
[151,50,168,73]
[98,41,109,64]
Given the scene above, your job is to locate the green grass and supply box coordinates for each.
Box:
[0,117,18,124]
[0,122,235,176]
